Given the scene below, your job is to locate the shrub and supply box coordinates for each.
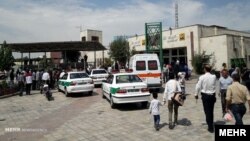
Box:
[191,51,215,74]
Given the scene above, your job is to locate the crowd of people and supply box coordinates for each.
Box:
[2,68,66,96]
[149,63,250,133]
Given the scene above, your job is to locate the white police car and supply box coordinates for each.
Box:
[89,69,109,86]
[58,71,94,97]
[102,73,150,108]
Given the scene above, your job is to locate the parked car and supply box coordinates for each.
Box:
[89,69,109,86]
[102,73,151,108]
[58,71,94,97]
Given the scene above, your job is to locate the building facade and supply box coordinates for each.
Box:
[128,24,250,71]
[80,29,108,67]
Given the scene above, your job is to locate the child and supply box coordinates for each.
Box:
[178,72,185,94]
[149,93,162,131]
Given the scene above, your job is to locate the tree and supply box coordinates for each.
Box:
[63,50,81,63]
[191,51,215,74]
[0,41,15,71]
[109,36,130,67]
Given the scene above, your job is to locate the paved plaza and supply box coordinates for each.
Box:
[0,77,250,141]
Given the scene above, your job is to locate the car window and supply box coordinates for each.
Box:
[148,60,158,70]
[136,61,146,71]
[106,75,113,84]
[61,74,68,80]
[92,70,107,74]
[116,75,142,84]
[70,73,89,79]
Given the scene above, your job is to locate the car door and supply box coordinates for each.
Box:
[102,75,113,96]
[58,73,68,91]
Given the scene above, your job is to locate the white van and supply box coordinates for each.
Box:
[129,53,162,92]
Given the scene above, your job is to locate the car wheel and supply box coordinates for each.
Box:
[88,91,93,95]
[142,101,148,109]
[65,88,69,97]
[110,95,116,109]
[58,87,61,93]
[102,91,105,99]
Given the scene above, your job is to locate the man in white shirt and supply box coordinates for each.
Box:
[195,64,217,133]
[41,70,50,94]
[163,72,182,129]
[42,70,50,84]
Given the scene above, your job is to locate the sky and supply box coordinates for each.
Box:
[0,0,250,48]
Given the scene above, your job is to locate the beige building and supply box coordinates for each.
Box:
[80,29,108,67]
[128,24,250,70]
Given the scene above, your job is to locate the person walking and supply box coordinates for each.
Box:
[36,70,40,90]
[32,70,36,90]
[41,70,50,94]
[178,72,185,94]
[149,93,162,131]
[9,68,15,88]
[194,64,217,133]
[17,71,25,96]
[219,69,233,117]
[226,73,250,125]
[163,72,182,129]
[25,70,32,95]
[164,64,169,83]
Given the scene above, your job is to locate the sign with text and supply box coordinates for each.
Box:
[215,125,250,141]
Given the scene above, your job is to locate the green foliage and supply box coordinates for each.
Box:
[0,41,15,71]
[191,51,215,74]
[1,80,8,88]
[103,58,113,68]
[109,36,130,66]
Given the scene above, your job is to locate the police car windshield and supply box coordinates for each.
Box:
[116,75,142,84]
[70,73,89,79]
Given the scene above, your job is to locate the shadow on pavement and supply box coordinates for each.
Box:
[69,92,99,98]
[158,122,168,130]
[116,103,147,111]
[214,120,226,125]
[177,118,192,126]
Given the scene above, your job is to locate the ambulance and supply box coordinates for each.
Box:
[128,53,162,92]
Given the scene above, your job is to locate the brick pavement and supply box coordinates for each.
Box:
[0,77,249,141]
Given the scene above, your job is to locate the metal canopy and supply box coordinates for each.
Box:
[5,41,106,53]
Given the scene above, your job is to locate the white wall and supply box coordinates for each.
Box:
[200,35,228,70]
[80,29,103,44]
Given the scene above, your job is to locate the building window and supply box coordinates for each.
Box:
[172,49,177,56]
[91,36,99,42]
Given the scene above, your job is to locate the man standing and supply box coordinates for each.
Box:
[195,64,217,133]
[226,73,250,125]
[219,69,233,117]
[41,70,50,94]
[25,70,33,95]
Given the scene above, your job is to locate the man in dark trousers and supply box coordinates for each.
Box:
[194,64,217,133]
[226,73,250,125]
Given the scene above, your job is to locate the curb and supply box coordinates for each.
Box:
[0,92,19,99]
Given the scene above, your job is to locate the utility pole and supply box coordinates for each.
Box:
[175,0,179,28]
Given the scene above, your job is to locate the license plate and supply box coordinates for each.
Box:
[128,89,139,92]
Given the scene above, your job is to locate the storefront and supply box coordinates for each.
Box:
[128,24,250,70]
